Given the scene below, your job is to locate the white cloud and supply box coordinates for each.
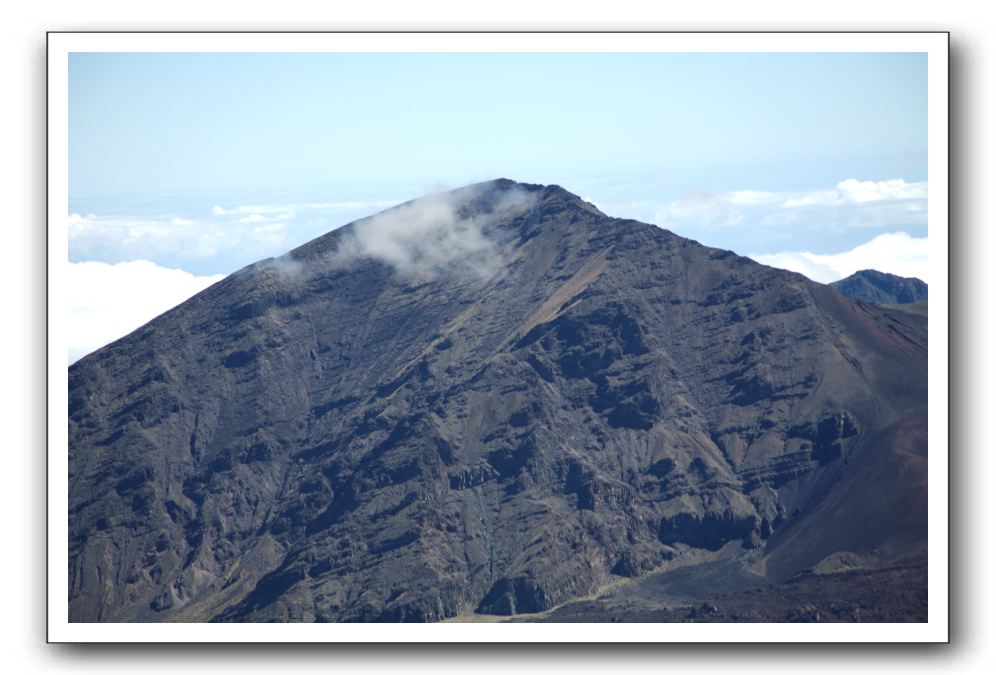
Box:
[68,211,296,267]
[725,189,784,207]
[836,178,927,203]
[653,190,748,229]
[210,200,397,217]
[781,178,927,208]
[780,190,840,208]
[70,198,404,273]
[653,178,928,232]
[67,260,224,364]
[332,186,536,278]
[749,232,929,285]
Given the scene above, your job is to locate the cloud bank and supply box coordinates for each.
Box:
[653,178,927,233]
[67,260,224,364]
[69,198,400,276]
[68,212,292,270]
[211,200,395,218]
[749,231,929,285]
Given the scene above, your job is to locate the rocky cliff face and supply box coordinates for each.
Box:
[831,269,928,305]
[68,179,928,622]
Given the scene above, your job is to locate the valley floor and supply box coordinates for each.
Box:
[521,557,928,623]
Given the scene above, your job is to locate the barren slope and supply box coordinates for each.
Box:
[68,179,927,622]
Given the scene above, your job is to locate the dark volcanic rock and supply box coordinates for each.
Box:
[658,510,760,551]
[68,179,928,622]
[477,576,549,615]
[530,558,928,623]
[830,269,928,305]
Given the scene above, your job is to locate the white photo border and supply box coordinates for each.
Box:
[47,31,949,643]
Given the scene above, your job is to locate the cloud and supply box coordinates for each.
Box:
[653,190,748,229]
[749,231,929,284]
[781,178,927,207]
[71,198,405,276]
[210,200,397,217]
[836,178,927,203]
[725,189,785,207]
[653,178,927,232]
[67,260,225,364]
[68,211,296,273]
[330,185,537,278]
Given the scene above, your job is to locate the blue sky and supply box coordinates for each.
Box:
[67,51,928,361]
[70,52,925,197]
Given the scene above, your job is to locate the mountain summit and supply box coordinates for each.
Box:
[831,269,928,305]
[68,179,928,622]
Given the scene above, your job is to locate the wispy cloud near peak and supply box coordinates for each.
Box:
[330,185,537,278]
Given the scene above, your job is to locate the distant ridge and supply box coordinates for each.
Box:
[831,269,928,305]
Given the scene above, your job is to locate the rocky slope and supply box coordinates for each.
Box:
[831,269,928,305]
[68,179,928,622]
[526,557,928,623]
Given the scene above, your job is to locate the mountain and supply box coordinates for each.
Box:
[68,179,928,622]
[830,269,928,305]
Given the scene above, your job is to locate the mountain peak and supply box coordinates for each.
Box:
[68,179,927,623]
[461,178,602,214]
[831,269,928,305]
[282,178,605,271]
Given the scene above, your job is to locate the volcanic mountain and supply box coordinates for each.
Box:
[68,179,928,622]
[831,269,928,305]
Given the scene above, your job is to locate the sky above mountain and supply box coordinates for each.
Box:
[67,51,928,362]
